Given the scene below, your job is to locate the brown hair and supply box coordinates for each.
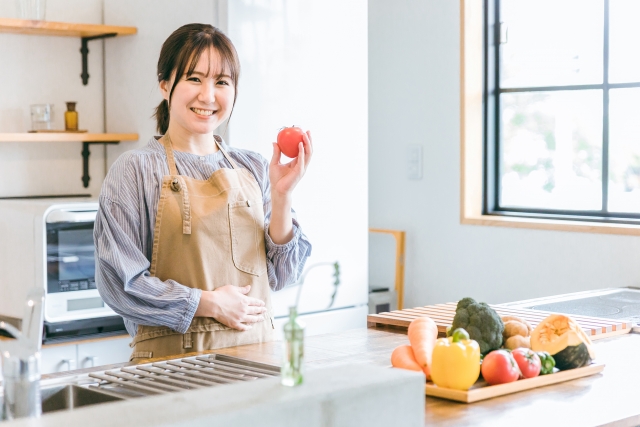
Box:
[153,23,240,134]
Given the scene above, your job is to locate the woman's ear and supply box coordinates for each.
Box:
[159,80,170,101]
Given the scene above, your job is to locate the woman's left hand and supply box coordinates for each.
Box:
[269,130,313,198]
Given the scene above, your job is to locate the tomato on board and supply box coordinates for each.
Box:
[511,348,541,379]
[277,126,305,158]
[481,350,520,385]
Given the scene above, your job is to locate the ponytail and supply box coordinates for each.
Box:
[154,99,170,135]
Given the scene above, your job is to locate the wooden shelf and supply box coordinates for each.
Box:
[0,18,136,84]
[0,18,136,38]
[0,133,138,187]
[0,133,139,142]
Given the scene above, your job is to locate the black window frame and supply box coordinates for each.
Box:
[484,0,640,225]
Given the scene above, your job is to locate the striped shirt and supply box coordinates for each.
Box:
[94,136,312,337]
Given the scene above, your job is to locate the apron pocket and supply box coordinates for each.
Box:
[228,200,267,276]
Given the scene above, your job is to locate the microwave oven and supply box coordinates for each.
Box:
[0,199,125,342]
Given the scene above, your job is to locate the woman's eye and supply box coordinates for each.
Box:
[217,80,230,86]
[187,77,201,83]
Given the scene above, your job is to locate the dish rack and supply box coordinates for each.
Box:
[86,354,280,398]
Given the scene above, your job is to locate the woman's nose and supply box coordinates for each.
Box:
[199,81,216,103]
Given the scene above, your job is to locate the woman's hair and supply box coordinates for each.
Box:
[154,23,240,134]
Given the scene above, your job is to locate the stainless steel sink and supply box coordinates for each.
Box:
[1,353,279,421]
[40,384,123,413]
[0,383,124,419]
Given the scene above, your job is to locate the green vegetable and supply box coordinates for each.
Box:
[537,351,556,375]
[448,297,504,355]
[452,328,470,342]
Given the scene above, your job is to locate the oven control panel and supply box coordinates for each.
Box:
[45,289,116,322]
[50,278,98,293]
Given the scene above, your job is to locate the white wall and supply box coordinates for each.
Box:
[0,0,106,197]
[368,0,640,307]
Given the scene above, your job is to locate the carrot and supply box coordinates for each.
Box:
[407,316,438,378]
[390,345,423,373]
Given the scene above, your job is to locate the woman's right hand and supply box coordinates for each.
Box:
[195,285,267,331]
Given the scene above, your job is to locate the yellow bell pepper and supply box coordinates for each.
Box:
[430,328,481,390]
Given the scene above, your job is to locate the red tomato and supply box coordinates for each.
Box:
[277,126,305,158]
[481,350,520,385]
[511,348,541,379]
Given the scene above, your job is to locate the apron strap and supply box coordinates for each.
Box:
[214,135,239,170]
[161,136,191,235]
[161,136,179,176]
[171,175,192,235]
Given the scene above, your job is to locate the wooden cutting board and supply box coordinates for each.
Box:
[425,363,605,403]
[367,302,633,340]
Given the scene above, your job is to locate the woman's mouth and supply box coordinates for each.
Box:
[191,107,216,116]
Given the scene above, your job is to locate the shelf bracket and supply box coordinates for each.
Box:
[80,33,117,85]
[82,141,119,188]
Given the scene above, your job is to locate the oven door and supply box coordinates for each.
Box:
[45,211,117,323]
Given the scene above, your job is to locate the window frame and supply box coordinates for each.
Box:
[484,0,640,226]
[459,0,640,236]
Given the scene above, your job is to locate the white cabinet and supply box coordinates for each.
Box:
[77,337,132,369]
[40,335,132,374]
[40,344,77,374]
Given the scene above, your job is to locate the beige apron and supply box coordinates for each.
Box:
[130,135,275,362]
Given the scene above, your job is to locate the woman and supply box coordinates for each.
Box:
[94,23,312,362]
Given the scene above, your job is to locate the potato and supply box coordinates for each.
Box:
[501,316,533,334]
[503,320,530,339]
[505,335,531,350]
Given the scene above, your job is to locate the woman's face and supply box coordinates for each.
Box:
[161,48,235,136]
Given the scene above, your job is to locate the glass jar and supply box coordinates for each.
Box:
[64,102,78,131]
[281,306,304,386]
[15,0,46,20]
[29,104,53,131]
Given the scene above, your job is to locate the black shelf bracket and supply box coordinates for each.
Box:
[80,33,117,85]
[82,141,119,188]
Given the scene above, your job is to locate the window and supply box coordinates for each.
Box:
[485,0,640,223]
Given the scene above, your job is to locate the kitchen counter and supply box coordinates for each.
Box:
[209,326,640,427]
[38,325,640,426]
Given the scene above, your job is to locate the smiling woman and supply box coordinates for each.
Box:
[154,24,240,153]
[93,23,314,362]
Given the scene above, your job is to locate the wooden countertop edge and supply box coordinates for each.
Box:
[1,333,130,346]
[42,333,131,348]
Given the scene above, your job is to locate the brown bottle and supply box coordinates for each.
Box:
[65,102,78,131]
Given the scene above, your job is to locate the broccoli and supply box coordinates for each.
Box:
[448,297,504,355]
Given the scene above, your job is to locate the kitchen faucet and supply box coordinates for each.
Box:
[0,287,45,420]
